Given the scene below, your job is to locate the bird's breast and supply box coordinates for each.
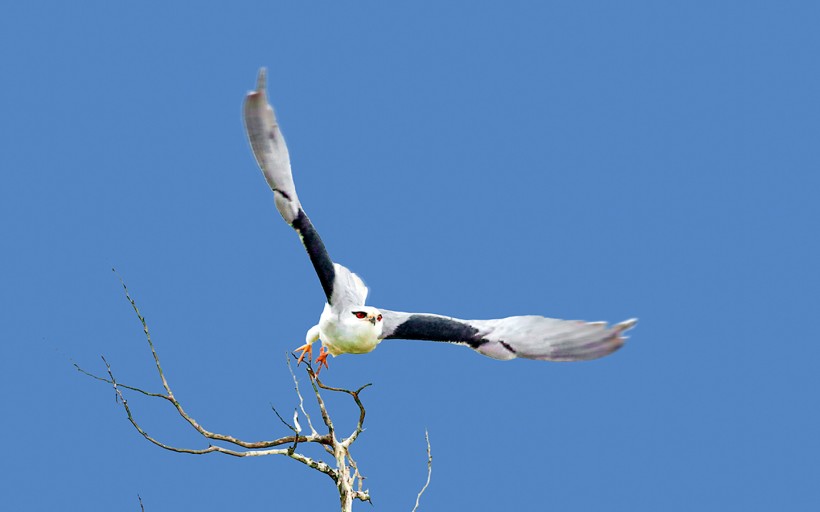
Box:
[319,316,381,356]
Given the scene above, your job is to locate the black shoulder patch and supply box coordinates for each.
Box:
[387,315,488,348]
[291,209,336,304]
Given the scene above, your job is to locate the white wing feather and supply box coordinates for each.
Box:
[331,263,368,308]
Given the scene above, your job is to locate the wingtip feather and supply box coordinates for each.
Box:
[245,68,268,101]
[256,67,267,93]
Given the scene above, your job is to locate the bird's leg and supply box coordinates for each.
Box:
[295,342,313,365]
[315,346,330,374]
[297,325,321,366]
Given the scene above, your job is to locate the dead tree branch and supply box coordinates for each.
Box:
[77,275,375,510]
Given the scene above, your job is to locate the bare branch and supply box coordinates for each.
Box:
[83,274,380,510]
[287,353,319,436]
[114,270,172,397]
[304,364,335,437]
[346,447,371,505]
[86,275,332,450]
[74,363,166,399]
[315,379,373,448]
[412,430,433,512]
[99,353,339,477]
[77,359,326,450]
[269,404,301,455]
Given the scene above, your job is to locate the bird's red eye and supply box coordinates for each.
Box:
[377,314,382,322]
[353,311,367,319]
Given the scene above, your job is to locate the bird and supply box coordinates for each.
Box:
[243,69,636,373]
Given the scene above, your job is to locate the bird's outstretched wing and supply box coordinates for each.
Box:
[243,69,366,308]
[379,310,637,361]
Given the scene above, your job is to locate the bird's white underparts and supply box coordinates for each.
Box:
[243,69,637,370]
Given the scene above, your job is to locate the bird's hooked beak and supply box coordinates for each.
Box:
[367,315,376,325]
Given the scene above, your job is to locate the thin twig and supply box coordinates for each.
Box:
[287,353,319,436]
[77,360,326,449]
[74,363,166,398]
[270,404,300,455]
[412,430,433,512]
[305,365,335,438]
[114,270,173,397]
[270,404,296,432]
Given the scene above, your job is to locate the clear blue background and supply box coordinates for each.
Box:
[2,2,818,510]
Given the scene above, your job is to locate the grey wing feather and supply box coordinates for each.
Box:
[379,309,637,362]
[243,68,300,224]
[244,68,363,308]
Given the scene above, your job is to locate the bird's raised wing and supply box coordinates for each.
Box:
[379,310,637,361]
[243,69,366,308]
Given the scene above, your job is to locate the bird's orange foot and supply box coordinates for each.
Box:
[315,346,330,375]
[295,342,313,366]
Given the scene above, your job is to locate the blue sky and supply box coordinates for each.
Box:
[2,1,818,510]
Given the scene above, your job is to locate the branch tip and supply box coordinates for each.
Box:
[412,430,433,512]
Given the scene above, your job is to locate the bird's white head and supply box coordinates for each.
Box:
[342,305,384,341]
[315,304,384,355]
